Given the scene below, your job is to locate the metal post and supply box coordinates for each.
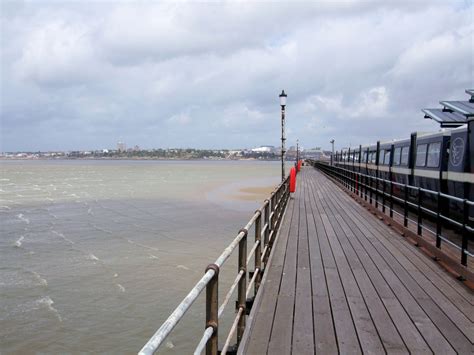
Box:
[436,192,442,248]
[369,175,373,204]
[255,211,262,295]
[263,200,270,265]
[461,199,468,266]
[375,141,380,209]
[389,181,394,218]
[404,185,409,227]
[417,187,422,236]
[205,264,219,355]
[330,139,335,166]
[364,173,368,201]
[270,195,276,246]
[280,99,286,182]
[382,178,386,213]
[296,139,299,166]
[237,230,247,343]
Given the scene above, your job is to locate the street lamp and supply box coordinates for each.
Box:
[330,139,335,165]
[279,90,287,181]
[296,139,299,164]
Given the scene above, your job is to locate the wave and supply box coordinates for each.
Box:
[14,236,24,247]
[116,283,126,292]
[87,253,100,261]
[51,230,74,244]
[176,265,190,270]
[148,254,159,259]
[87,208,93,215]
[17,214,30,224]
[91,224,113,234]
[37,296,62,322]
[126,239,159,252]
[31,271,48,287]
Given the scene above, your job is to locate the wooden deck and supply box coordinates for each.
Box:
[240,166,473,354]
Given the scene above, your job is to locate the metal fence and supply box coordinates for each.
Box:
[139,176,290,355]
[307,160,473,267]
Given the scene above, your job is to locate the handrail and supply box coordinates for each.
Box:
[139,176,290,355]
[308,160,473,266]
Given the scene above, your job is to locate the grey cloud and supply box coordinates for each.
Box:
[1,0,472,152]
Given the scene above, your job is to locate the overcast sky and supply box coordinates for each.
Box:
[1,0,472,152]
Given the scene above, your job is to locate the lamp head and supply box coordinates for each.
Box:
[279,90,287,106]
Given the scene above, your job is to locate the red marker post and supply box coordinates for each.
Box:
[290,167,296,193]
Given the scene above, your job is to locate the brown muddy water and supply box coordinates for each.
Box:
[0,160,282,354]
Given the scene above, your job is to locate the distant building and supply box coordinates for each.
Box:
[117,141,126,152]
[133,145,140,152]
[251,145,276,153]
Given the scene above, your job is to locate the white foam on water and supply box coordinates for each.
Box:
[113,273,118,278]
[116,283,126,292]
[126,239,159,252]
[87,208,93,215]
[165,341,174,349]
[17,214,30,224]
[31,271,48,287]
[0,178,10,181]
[14,236,24,247]
[87,253,100,261]
[92,224,113,234]
[176,265,189,270]
[37,296,62,322]
[148,254,159,259]
[0,205,11,210]
[51,230,74,244]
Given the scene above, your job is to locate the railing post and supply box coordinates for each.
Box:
[364,174,368,201]
[263,200,270,265]
[382,178,386,213]
[270,195,276,247]
[417,187,422,236]
[389,181,394,218]
[369,175,373,204]
[436,192,442,248]
[237,229,247,344]
[254,211,262,295]
[205,264,219,355]
[461,199,468,266]
[404,184,409,227]
[375,176,379,209]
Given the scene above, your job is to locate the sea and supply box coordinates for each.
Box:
[0,159,282,354]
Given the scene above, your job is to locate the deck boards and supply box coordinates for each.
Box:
[241,166,473,355]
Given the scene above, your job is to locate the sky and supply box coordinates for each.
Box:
[1,0,473,152]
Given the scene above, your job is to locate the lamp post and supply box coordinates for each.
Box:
[330,139,335,165]
[296,139,299,164]
[279,90,287,181]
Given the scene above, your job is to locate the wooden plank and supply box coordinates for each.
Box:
[327,183,474,348]
[333,213,431,354]
[305,172,338,354]
[317,173,463,354]
[267,178,301,354]
[244,197,296,354]
[316,195,384,354]
[293,178,315,354]
[307,183,362,354]
[312,173,429,354]
[244,167,473,355]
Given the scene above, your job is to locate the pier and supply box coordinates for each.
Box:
[140,164,473,355]
[240,166,473,354]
